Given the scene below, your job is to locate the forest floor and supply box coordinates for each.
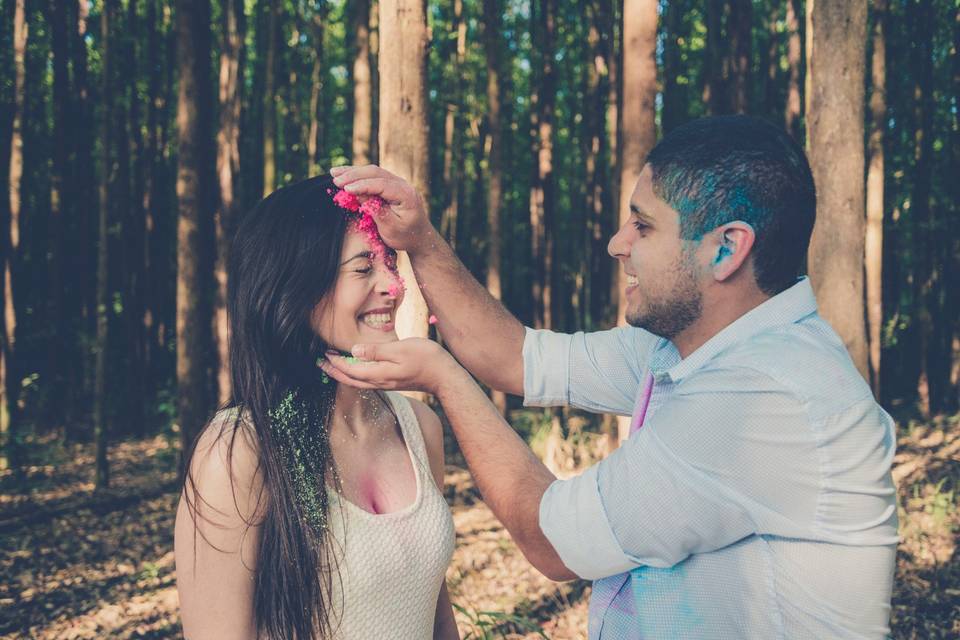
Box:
[0,411,957,639]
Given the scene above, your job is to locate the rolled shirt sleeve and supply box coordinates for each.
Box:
[522,326,660,415]
[538,365,827,580]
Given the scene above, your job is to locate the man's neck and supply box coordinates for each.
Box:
[672,286,772,359]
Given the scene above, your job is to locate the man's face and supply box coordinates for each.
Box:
[607,165,704,339]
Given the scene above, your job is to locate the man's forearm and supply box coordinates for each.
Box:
[435,365,576,581]
[409,228,525,395]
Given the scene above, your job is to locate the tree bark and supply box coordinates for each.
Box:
[864,0,886,397]
[94,0,116,488]
[308,2,327,175]
[352,0,373,165]
[703,1,727,114]
[805,0,869,381]
[176,0,217,460]
[440,0,467,248]
[216,0,244,406]
[909,0,936,415]
[529,0,556,329]
[262,0,278,197]
[616,0,658,442]
[728,0,752,113]
[483,0,506,415]
[378,0,431,387]
[2,0,27,469]
[661,0,685,133]
[784,0,803,139]
[47,0,70,433]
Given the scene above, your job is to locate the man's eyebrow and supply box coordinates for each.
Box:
[629,204,654,222]
[340,251,374,266]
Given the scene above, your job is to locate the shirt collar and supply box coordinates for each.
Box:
[661,277,818,383]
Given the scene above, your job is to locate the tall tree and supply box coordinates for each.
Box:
[529,0,557,329]
[2,0,27,468]
[352,0,373,165]
[728,0,752,113]
[379,0,431,354]
[440,0,467,247]
[307,1,327,174]
[909,0,936,415]
[703,1,727,114]
[175,0,217,458]
[94,0,117,488]
[483,0,506,415]
[46,0,70,433]
[661,0,686,133]
[805,0,869,380]
[262,0,278,197]
[784,0,803,138]
[865,0,887,396]
[616,0,658,441]
[215,0,244,406]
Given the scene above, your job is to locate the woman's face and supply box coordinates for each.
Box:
[312,228,405,352]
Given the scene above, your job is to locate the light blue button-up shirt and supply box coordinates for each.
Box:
[524,278,898,639]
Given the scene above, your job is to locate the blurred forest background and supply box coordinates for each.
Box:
[0,0,958,638]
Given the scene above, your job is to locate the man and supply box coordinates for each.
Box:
[322,116,898,638]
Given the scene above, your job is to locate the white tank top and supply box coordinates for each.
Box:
[326,391,455,639]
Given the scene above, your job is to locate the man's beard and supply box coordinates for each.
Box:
[625,251,703,339]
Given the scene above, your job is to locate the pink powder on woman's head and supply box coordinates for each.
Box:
[359,197,384,217]
[332,189,362,212]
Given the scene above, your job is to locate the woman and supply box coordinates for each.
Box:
[174,175,459,640]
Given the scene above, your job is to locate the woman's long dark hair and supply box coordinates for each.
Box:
[183,175,350,639]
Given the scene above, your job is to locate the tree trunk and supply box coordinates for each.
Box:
[176,0,217,460]
[728,0,752,113]
[805,0,869,381]
[483,0,506,415]
[606,0,621,329]
[864,0,886,397]
[216,0,244,407]
[47,0,70,433]
[703,1,727,114]
[94,0,116,488]
[2,0,27,469]
[352,0,373,165]
[616,0,658,442]
[262,0,278,197]
[529,0,556,329]
[142,0,162,421]
[378,0,431,393]
[784,0,803,139]
[909,0,935,415]
[441,0,467,248]
[370,0,380,164]
[661,0,685,133]
[308,3,326,175]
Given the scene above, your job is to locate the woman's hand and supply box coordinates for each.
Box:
[319,338,462,395]
[330,165,437,255]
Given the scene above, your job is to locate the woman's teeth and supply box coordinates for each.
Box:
[626,275,639,286]
[361,312,392,328]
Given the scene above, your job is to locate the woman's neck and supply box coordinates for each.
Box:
[332,383,389,437]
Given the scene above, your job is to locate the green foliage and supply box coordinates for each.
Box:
[452,602,549,639]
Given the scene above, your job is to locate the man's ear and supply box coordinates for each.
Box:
[709,221,755,282]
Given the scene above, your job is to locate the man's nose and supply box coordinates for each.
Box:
[608,222,629,258]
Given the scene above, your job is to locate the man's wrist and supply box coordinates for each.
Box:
[406,224,444,260]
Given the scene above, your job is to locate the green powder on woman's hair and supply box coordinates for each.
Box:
[269,389,333,533]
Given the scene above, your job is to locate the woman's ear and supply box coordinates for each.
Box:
[710,221,756,282]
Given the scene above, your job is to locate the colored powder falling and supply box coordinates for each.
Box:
[330,187,405,298]
[428,315,438,325]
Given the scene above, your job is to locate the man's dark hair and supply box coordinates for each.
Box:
[646,115,816,295]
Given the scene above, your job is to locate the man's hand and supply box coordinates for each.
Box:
[319,338,462,395]
[330,165,436,254]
